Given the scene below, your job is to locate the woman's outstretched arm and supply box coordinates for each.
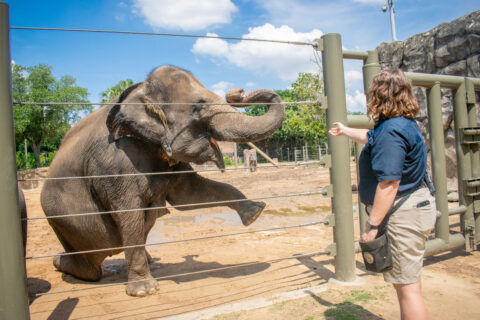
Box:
[328,122,369,144]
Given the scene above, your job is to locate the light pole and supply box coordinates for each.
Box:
[382,0,397,41]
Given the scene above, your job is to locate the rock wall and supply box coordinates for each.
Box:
[376,11,480,198]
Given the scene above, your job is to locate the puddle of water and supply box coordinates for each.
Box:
[147,212,241,243]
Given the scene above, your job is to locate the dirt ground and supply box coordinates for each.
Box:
[22,163,480,320]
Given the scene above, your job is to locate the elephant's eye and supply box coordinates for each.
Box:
[191,102,206,120]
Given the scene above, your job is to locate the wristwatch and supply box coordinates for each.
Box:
[366,219,379,229]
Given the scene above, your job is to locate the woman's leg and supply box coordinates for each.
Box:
[393,281,427,320]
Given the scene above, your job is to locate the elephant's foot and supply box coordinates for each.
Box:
[239,201,266,226]
[126,275,159,297]
[53,255,102,281]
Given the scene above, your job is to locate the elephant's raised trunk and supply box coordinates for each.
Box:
[207,89,285,143]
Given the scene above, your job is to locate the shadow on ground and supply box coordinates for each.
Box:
[306,290,385,320]
[59,255,270,286]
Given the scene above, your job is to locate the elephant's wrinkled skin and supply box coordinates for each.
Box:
[41,66,285,297]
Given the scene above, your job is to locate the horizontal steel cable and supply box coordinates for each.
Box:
[18,160,325,182]
[11,27,314,47]
[34,249,329,297]
[26,219,328,260]
[24,190,324,222]
[12,100,323,106]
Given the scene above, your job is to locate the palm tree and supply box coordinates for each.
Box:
[100,79,134,102]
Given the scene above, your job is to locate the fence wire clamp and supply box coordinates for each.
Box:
[318,96,328,110]
[321,184,333,198]
[313,38,323,51]
[319,155,331,168]
[323,214,335,227]
[326,243,336,257]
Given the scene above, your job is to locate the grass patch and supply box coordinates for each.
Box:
[344,290,376,304]
[324,302,366,319]
[323,289,384,319]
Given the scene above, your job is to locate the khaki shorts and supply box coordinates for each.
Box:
[383,187,437,284]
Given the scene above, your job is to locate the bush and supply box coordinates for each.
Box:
[223,155,234,166]
[16,149,36,170]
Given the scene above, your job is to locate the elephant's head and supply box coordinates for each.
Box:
[106,66,285,169]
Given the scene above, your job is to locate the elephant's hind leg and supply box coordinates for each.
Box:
[53,254,102,281]
[50,226,112,282]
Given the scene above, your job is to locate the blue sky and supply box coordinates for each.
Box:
[6,0,479,113]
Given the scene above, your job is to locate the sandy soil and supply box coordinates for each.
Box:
[22,163,480,319]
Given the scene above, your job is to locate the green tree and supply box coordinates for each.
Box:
[100,78,134,102]
[13,64,90,168]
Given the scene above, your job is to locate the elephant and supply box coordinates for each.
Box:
[40,66,285,297]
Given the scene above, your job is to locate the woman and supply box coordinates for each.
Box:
[329,69,436,320]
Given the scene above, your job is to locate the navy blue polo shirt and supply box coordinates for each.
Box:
[358,116,427,205]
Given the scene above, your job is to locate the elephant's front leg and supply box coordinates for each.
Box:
[112,210,159,297]
[167,173,265,226]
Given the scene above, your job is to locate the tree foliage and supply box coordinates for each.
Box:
[100,79,134,102]
[13,64,90,168]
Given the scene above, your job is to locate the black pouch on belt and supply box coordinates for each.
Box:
[359,233,392,273]
[359,191,413,273]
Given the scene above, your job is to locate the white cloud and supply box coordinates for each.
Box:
[345,70,363,89]
[251,0,387,51]
[346,90,366,113]
[133,0,237,31]
[211,81,233,98]
[192,24,323,82]
[245,82,256,88]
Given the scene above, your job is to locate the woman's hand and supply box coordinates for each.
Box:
[328,122,346,136]
[361,227,378,242]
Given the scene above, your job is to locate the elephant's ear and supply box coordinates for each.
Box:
[106,82,143,143]
[105,82,173,156]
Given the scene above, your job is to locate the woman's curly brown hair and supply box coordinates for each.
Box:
[366,69,418,121]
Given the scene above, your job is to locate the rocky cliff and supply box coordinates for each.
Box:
[376,11,480,199]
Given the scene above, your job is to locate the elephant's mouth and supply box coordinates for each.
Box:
[209,136,225,170]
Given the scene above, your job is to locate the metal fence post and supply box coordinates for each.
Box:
[465,78,480,245]
[0,2,30,319]
[321,33,356,282]
[454,81,475,251]
[356,50,380,235]
[427,82,450,242]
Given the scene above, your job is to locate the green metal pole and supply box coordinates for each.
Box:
[321,34,356,282]
[0,2,30,319]
[427,82,449,242]
[357,50,380,235]
[465,79,479,246]
[362,51,381,96]
[454,81,475,251]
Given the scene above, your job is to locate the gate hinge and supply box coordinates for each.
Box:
[459,127,480,145]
